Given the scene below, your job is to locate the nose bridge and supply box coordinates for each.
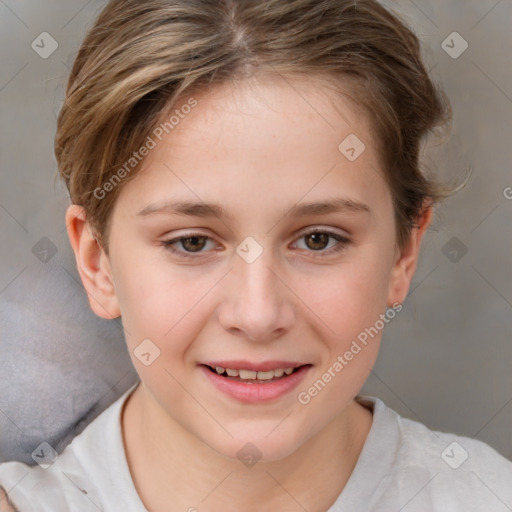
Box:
[234,233,276,285]
[236,248,281,314]
[219,245,295,341]
[239,251,277,301]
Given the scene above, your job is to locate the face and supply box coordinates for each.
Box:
[71,75,422,462]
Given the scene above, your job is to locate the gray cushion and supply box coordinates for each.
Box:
[0,257,138,465]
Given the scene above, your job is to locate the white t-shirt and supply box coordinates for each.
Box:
[1,383,511,511]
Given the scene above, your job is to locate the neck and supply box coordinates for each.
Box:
[121,384,373,512]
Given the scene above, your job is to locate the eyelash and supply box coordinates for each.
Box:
[160,229,350,259]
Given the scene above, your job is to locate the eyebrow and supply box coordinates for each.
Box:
[136,197,371,219]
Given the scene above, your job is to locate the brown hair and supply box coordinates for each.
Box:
[55,0,451,253]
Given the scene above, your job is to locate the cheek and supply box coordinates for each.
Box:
[296,252,394,344]
[110,246,218,354]
[293,259,391,417]
[112,252,221,410]
[291,248,393,397]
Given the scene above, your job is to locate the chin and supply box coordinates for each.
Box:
[202,425,309,465]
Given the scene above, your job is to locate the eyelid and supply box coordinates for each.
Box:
[161,231,219,258]
[290,227,351,254]
[294,225,349,239]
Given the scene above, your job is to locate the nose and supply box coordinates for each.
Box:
[217,250,296,343]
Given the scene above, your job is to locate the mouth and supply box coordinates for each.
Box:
[199,362,312,402]
[203,364,307,383]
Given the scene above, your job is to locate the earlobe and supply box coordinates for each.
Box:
[387,205,433,306]
[65,204,121,319]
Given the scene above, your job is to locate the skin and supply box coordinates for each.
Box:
[66,74,431,512]
[0,486,19,512]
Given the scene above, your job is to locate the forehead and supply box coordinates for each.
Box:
[113,74,390,222]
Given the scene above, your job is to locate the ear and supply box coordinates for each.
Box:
[65,204,121,319]
[387,205,433,306]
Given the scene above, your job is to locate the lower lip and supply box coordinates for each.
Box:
[200,365,311,403]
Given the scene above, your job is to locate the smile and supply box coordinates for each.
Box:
[207,365,297,382]
[200,362,312,402]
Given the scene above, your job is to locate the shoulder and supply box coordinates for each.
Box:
[357,396,512,511]
[403,419,512,509]
[0,383,139,512]
[397,408,512,475]
[0,455,93,511]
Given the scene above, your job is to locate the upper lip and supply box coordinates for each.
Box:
[202,361,310,372]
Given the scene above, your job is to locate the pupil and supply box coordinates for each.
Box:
[182,236,206,252]
[306,233,329,250]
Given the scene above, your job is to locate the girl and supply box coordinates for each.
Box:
[1,0,510,510]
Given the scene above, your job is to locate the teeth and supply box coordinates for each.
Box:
[256,371,275,380]
[211,366,296,380]
[239,369,257,379]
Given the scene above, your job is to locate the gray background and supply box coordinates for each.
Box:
[0,0,511,465]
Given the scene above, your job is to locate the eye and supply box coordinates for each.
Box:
[161,232,217,257]
[293,229,350,255]
[161,228,350,259]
